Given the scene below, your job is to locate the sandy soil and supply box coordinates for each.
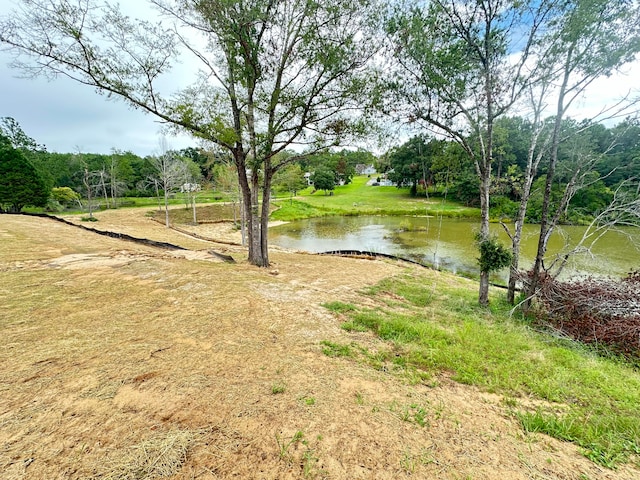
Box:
[1,209,638,479]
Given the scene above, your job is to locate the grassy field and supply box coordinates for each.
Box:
[322,274,640,469]
[42,175,477,221]
[271,175,480,221]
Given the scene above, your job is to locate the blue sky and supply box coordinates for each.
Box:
[1,0,639,157]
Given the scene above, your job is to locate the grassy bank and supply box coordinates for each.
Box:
[272,175,480,221]
[321,273,640,469]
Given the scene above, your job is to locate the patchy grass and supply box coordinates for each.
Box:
[3,213,638,479]
[327,272,640,468]
[320,340,355,358]
[321,301,358,314]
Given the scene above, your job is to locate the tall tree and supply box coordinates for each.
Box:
[0,117,44,151]
[387,135,437,196]
[522,0,640,304]
[150,139,189,227]
[310,167,335,195]
[273,162,306,204]
[0,0,380,267]
[0,145,49,213]
[386,0,557,305]
[213,161,244,241]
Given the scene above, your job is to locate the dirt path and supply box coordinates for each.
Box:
[1,211,637,479]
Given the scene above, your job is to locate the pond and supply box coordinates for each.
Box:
[269,216,640,282]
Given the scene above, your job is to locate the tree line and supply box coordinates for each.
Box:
[1,0,640,308]
[385,116,640,223]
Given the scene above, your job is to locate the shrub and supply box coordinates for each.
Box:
[475,234,512,273]
[490,195,518,221]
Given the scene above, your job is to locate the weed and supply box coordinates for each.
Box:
[321,301,357,314]
[354,391,365,405]
[400,449,416,474]
[400,447,437,474]
[413,407,429,427]
[271,382,286,394]
[400,404,430,427]
[302,445,319,478]
[340,321,369,333]
[299,396,316,406]
[320,340,353,358]
[275,431,304,462]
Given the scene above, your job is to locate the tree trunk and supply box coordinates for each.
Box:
[235,149,269,267]
[507,219,524,304]
[478,171,491,306]
[164,189,170,228]
[507,114,546,303]
[525,43,575,307]
[260,168,274,265]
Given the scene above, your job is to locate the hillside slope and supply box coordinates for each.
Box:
[1,210,637,479]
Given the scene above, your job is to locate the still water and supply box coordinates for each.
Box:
[270,216,640,281]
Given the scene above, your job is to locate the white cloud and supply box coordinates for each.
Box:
[0,0,196,156]
[1,0,638,156]
[565,62,640,123]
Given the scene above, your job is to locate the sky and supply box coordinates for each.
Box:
[0,0,195,157]
[1,1,639,158]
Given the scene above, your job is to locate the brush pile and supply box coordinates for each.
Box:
[529,271,640,358]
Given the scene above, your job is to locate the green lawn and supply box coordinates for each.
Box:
[271,175,480,221]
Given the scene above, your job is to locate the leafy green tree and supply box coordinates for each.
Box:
[596,118,640,186]
[311,168,336,195]
[51,186,81,208]
[301,151,358,185]
[0,146,49,212]
[430,141,474,188]
[524,0,640,304]
[387,135,440,196]
[274,163,306,202]
[453,173,481,207]
[0,0,381,267]
[0,117,44,151]
[386,0,555,305]
[332,157,356,185]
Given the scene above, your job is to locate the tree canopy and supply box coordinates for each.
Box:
[311,167,336,194]
[0,145,49,212]
[0,0,382,266]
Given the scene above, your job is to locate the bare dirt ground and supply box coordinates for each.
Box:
[1,208,638,479]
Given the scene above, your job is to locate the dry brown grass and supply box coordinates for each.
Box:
[1,209,638,479]
[94,429,195,480]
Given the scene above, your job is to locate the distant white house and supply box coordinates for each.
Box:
[180,183,201,193]
[356,164,376,175]
[304,172,313,185]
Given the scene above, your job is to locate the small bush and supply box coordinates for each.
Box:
[476,234,512,273]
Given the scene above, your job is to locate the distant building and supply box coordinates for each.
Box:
[355,164,376,175]
[304,172,313,185]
